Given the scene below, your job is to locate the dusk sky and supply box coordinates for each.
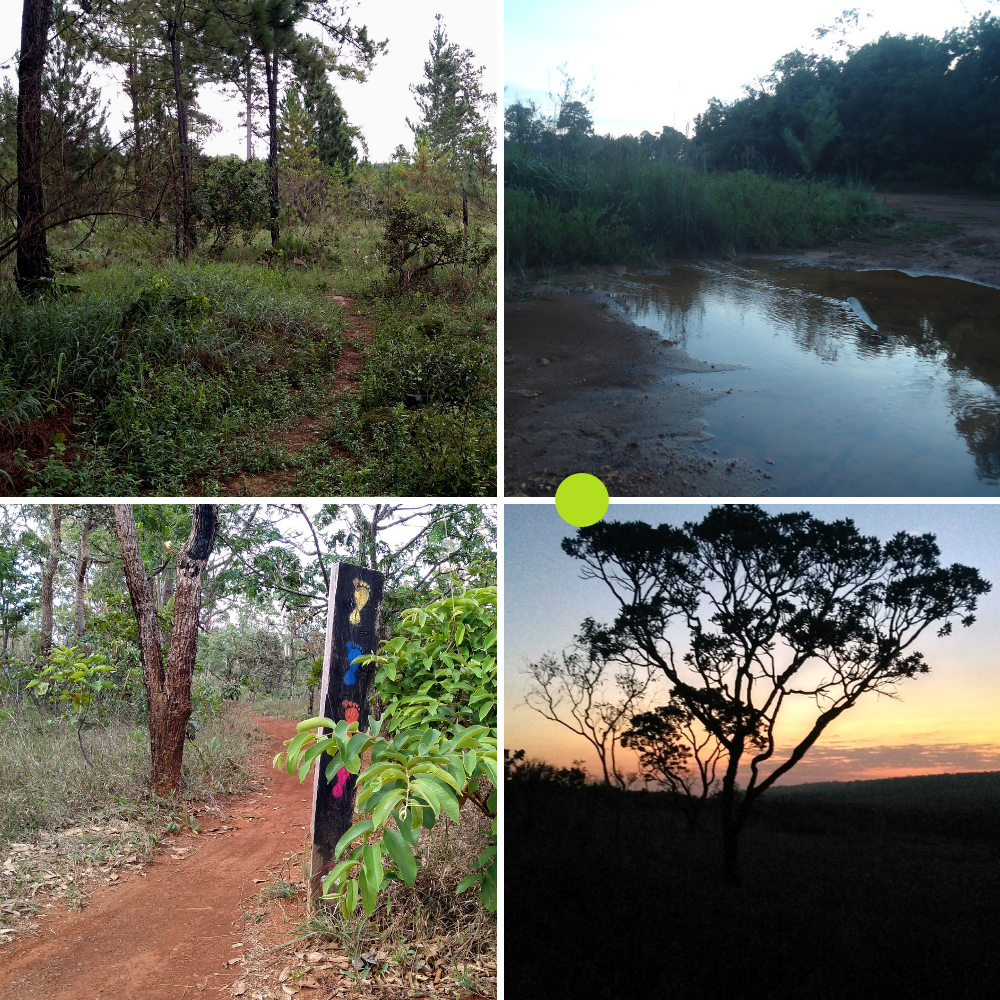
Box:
[504,503,1000,785]
[504,0,989,139]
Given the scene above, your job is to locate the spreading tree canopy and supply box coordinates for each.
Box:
[563,505,990,882]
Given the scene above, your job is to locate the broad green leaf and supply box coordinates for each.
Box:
[362,844,383,893]
[335,819,374,859]
[297,716,336,733]
[381,828,417,885]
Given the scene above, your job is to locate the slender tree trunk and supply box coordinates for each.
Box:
[462,194,468,240]
[74,515,92,640]
[264,50,280,247]
[40,504,61,659]
[126,46,144,201]
[246,55,253,161]
[167,16,195,259]
[114,504,218,796]
[15,0,55,295]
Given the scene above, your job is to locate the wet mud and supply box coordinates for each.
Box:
[504,286,766,497]
[507,253,1000,496]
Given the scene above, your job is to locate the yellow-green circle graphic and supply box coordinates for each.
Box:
[555,474,610,527]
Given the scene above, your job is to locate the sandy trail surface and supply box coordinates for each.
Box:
[0,717,308,1000]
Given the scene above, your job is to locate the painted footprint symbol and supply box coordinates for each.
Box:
[349,578,370,626]
[344,641,363,685]
[342,700,360,724]
[331,767,350,799]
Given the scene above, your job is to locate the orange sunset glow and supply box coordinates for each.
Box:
[504,503,1000,786]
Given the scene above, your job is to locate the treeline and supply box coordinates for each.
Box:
[694,14,1000,188]
[504,94,884,266]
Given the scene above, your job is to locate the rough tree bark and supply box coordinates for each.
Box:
[114,504,218,796]
[16,0,56,294]
[39,504,62,659]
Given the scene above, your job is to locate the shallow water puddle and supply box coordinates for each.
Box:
[554,262,1000,495]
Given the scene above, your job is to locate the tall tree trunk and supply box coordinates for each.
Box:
[114,504,218,796]
[15,0,55,295]
[39,503,61,659]
[264,50,280,247]
[74,515,92,640]
[246,54,253,161]
[167,16,195,260]
[126,44,144,202]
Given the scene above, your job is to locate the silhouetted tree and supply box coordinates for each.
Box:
[621,693,739,831]
[523,646,654,788]
[564,506,990,883]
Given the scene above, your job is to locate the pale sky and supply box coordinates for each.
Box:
[505,0,996,138]
[1,0,498,162]
[504,502,1000,784]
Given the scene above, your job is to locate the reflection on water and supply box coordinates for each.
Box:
[556,262,1000,495]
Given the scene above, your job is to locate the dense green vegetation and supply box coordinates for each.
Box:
[2,3,496,496]
[694,14,1000,189]
[506,13,1000,269]
[504,91,887,268]
[506,143,885,267]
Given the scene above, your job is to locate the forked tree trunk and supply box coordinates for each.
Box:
[114,504,218,796]
[39,504,61,659]
[16,0,55,294]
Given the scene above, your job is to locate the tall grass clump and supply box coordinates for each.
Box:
[0,702,263,847]
[0,263,343,493]
[505,144,890,267]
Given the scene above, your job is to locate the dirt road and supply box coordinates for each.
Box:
[0,718,309,1000]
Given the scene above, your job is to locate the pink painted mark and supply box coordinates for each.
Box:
[331,767,350,798]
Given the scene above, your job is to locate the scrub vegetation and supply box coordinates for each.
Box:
[2,3,496,496]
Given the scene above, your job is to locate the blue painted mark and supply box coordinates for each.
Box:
[344,641,363,684]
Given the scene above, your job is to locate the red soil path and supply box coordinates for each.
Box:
[0,718,308,1000]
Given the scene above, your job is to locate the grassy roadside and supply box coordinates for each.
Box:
[231,800,497,999]
[0,702,263,938]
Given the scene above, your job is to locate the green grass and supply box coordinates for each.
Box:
[0,702,263,847]
[505,147,892,267]
[1,262,343,494]
[1,212,496,496]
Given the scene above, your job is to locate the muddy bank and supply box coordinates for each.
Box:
[756,191,1000,287]
[504,287,767,497]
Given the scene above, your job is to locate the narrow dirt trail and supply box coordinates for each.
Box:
[0,717,310,1000]
[221,294,372,495]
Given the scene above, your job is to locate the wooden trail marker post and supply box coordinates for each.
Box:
[308,562,385,907]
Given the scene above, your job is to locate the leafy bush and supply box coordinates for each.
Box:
[195,157,270,249]
[277,587,498,916]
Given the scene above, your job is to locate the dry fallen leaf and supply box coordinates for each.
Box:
[281,985,299,996]
[305,952,324,964]
[231,983,247,997]
[300,977,320,988]
[278,966,292,983]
